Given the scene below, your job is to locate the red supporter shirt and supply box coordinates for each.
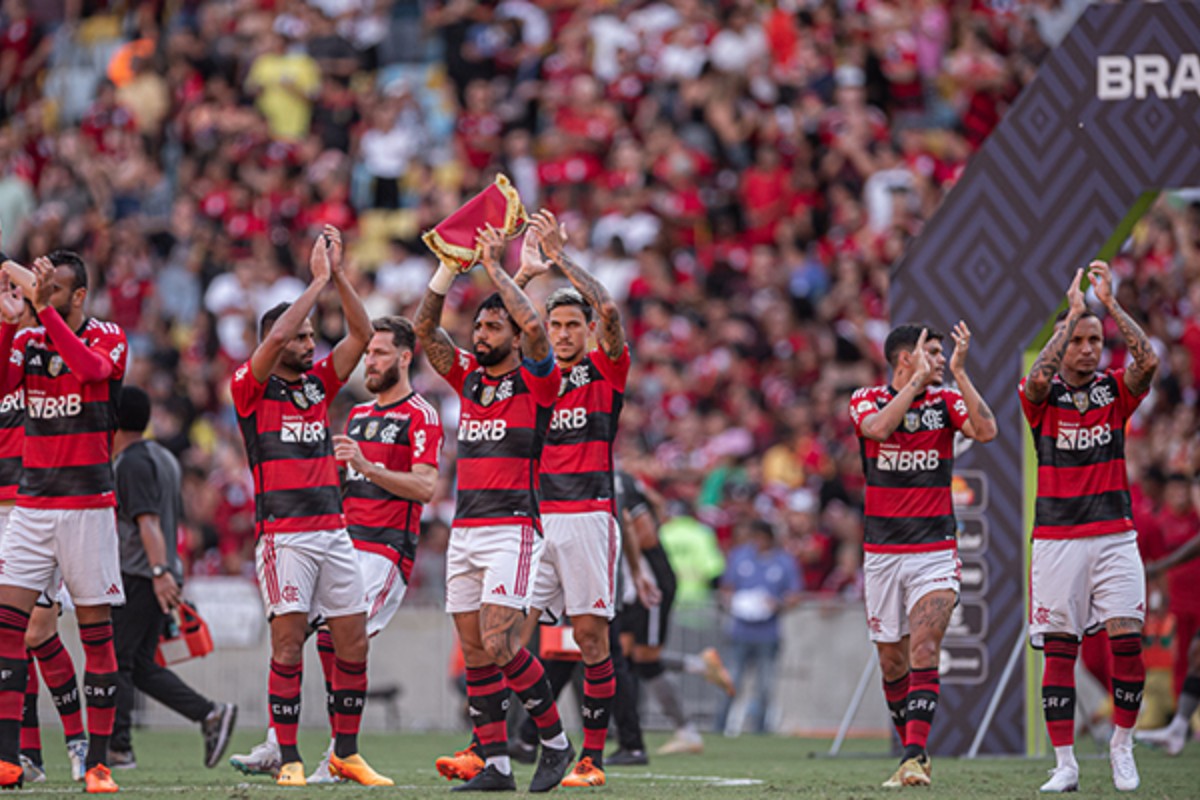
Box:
[0,387,21,501]
[1020,369,1145,540]
[231,356,346,536]
[0,314,128,509]
[539,347,630,515]
[442,349,561,528]
[341,393,443,581]
[850,384,969,553]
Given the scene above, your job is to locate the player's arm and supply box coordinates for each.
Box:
[11,257,115,382]
[947,320,997,442]
[1147,533,1200,580]
[0,272,24,393]
[325,225,373,382]
[620,507,662,608]
[477,225,551,362]
[332,433,440,504]
[858,328,932,442]
[1088,259,1158,396]
[513,228,552,290]
[248,236,331,383]
[529,210,626,360]
[1024,268,1086,405]
[414,263,461,377]
[136,512,183,613]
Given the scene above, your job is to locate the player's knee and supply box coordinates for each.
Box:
[576,632,608,664]
[875,646,908,680]
[909,638,941,670]
[272,638,305,665]
[482,635,516,666]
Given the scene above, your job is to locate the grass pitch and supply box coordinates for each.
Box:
[16,729,1198,798]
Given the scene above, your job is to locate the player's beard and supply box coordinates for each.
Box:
[281,349,313,373]
[475,340,513,367]
[366,363,400,394]
[554,340,583,365]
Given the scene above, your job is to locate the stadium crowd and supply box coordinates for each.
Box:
[0,0,1196,628]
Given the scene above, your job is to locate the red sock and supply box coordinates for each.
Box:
[904,668,940,749]
[1080,630,1111,691]
[500,649,563,742]
[0,605,30,765]
[1042,637,1078,747]
[30,634,84,740]
[1109,634,1145,729]
[466,665,508,759]
[79,621,118,769]
[20,651,39,757]
[332,657,367,758]
[883,672,909,744]
[581,657,615,764]
[269,660,302,762]
[316,630,336,733]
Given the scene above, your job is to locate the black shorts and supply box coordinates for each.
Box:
[619,583,675,648]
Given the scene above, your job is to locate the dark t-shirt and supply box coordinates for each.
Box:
[115,439,183,581]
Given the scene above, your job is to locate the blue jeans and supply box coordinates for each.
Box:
[715,639,780,734]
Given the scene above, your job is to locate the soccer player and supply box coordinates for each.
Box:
[1021,261,1158,792]
[0,252,131,792]
[0,289,88,784]
[230,227,390,787]
[415,225,573,793]
[849,321,997,788]
[1138,529,1200,756]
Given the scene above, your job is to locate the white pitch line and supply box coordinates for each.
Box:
[608,771,764,787]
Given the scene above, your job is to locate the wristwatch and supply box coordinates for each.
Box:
[151,564,168,578]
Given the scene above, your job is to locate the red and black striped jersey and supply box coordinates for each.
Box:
[850,384,969,553]
[0,388,22,501]
[1020,368,1144,540]
[342,393,443,581]
[540,346,630,515]
[231,355,346,536]
[441,348,561,528]
[0,315,127,509]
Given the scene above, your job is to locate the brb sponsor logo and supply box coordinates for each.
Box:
[1056,422,1112,451]
[27,394,82,419]
[877,444,940,472]
[550,406,587,431]
[280,418,326,444]
[459,418,507,442]
[1097,54,1200,100]
[0,390,22,413]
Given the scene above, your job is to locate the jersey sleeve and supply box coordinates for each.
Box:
[311,355,345,398]
[1110,367,1147,419]
[410,402,443,469]
[116,449,163,522]
[1,326,27,392]
[591,345,631,392]
[945,388,970,431]
[442,348,477,395]
[848,388,879,436]
[522,354,563,407]
[230,360,267,415]
[1018,377,1048,429]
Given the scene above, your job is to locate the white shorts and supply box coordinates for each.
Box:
[0,506,122,607]
[530,512,617,621]
[357,547,407,637]
[863,548,960,643]
[255,530,368,621]
[446,523,543,614]
[1029,531,1145,647]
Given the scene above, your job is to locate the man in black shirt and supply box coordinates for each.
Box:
[109,387,236,769]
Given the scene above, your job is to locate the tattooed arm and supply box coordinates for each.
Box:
[1023,268,1085,405]
[529,210,626,360]
[1088,259,1158,396]
[414,270,459,377]
[477,225,551,362]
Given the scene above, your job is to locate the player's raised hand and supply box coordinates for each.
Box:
[910,328,931,384]
[529,209,568,262]
[949,320,972,374]
[477,224,506,269]
[309,230,332,284]
[1087,259,1114,307]
[30,257,56,310]
[1066,267,1086,315]
[323,224,345,277]
[0,281,23,324]
[516,228,552,285]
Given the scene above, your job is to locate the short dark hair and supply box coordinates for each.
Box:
[117,385,151,433]
[260,301,291,340]
[474,293,520,334]
[884,324,943,368]
[372,315,415,351]
[545,287,593,322]
[1054,308,1099,324]
[48,250,88,293]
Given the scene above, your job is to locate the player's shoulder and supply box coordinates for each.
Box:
[404,392,441,425]
[851,384,889,401]
[348,400,376,418]
[14,325,44,343]
[928,385,964,403]
[85,318,126,340]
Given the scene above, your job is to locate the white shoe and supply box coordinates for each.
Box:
[307,743,345,784]
[19,754,46,784]
[67,737,88,782]
[1039,765,1079,793]
[1135,722,1187,756]
[656,727,703,755]
[1109,742,1139,791]
[229,737,282,777]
